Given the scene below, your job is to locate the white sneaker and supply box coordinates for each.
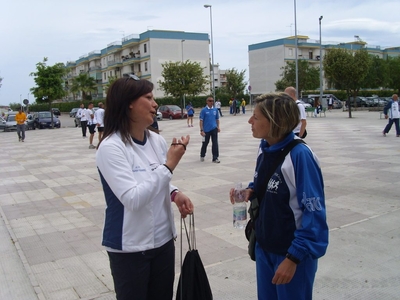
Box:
[200,157,205,162]
[89,144,96,149]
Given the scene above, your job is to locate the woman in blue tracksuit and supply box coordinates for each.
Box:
[236,93,328,300]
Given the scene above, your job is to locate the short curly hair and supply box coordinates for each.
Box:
[254,93,300,139]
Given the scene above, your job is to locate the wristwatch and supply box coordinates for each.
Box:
[285,253,300,264]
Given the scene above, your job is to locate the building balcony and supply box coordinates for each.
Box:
[89,66,102,71]
[107,60,122,67]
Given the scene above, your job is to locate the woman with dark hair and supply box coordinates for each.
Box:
[96,75,193,300]
[230,93,328,300]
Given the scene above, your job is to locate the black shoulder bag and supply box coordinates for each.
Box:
[245,139,305,261]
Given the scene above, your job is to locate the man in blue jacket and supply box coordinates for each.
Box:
[199,96,220,163]
[382,94,399,137]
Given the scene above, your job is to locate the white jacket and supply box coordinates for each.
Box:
[96,130,177,252]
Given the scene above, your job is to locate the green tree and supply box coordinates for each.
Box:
[223,68,247,98]
[362,55,389,89]
[386,56,400,94]
[323,48,370,117]
[30,57,67,126]
[275,60,320,93]
[158,60,209,113]
[70,73,97,101]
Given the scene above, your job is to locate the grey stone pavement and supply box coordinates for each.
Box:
[1,107,400,300]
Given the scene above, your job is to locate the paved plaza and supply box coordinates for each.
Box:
[1,108,400,300]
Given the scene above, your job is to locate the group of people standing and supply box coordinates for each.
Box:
[229,98,246,115]
[76,102,105,149]
[93,75,326,300]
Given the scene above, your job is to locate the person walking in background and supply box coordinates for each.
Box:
[236,98,240,114]
[328,96,334,111]
[200,96,220,163]
[15,107,27,142]
[232,98,237,116]
[284,86,307,138]
[230,92,328,300]
[96,76,193,300]
[215,99,223,117]
[78,103,87,138]
[95,102,105,143]
[186,102,194,127]
[382,94,400,137]
[86,102,96,149]
[241,98,246,114]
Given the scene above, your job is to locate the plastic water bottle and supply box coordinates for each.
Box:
[233,183,247,229]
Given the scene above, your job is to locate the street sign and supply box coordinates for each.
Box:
[23,99,29,105]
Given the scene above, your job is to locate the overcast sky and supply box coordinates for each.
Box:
[0,0,399,106]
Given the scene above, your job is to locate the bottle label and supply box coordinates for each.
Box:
[233,206,247,221]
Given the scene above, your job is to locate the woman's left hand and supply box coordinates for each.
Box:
[174,192,194,218]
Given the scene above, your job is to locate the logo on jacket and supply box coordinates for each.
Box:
[301,192,323,212]
[267,174,281,194]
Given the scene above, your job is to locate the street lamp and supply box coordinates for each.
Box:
[319,16,323,104]
[204,4,216,101]
[181,39,186,118]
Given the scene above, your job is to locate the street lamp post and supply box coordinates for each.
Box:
[204,4,216,101]
[181,39,186,118]
[319,16,323,105]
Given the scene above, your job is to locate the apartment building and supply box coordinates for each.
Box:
[65,30,210,100]
[248,36,400,95]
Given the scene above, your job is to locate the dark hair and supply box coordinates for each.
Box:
[99,78,154,147]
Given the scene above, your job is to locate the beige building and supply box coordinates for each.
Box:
[248,36,400,95]
[65,30,211,100]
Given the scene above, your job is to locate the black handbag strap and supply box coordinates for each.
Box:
[258,139,305,205]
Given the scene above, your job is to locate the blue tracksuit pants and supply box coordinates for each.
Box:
[255,242,318,300]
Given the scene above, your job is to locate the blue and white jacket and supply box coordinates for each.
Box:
[249,133,328,262]
[383,99,400,119]
[96,131,177,252]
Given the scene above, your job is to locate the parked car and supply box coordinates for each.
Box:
[156,111,162,120]
[366,97,385,107]
[32,111,61,129]
[51,108,61,116]
[4,112,17,132]
[158,105,187,120]
[348,97,371,107]
[297,100,312,108]
[26,114,35,130]
[69,108,79,117]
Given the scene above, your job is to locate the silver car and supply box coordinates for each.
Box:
[4,113,17,132]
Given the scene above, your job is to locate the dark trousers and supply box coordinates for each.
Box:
[107,239,175,300]
[200,127,219,160]
[81,120,88,137]
[218,108,223,116]
[383,118,400,135]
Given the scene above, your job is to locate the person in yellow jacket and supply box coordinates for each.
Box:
[15,108,27,142]
[241,98,246,114]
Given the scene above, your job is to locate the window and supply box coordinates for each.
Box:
[309,51,313,59]
[144,44,147,53]
[288,48,293,56]
[110,71,112,76]
[104,73,106,80]
[138,64,141,72]
[145,62,148,72]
